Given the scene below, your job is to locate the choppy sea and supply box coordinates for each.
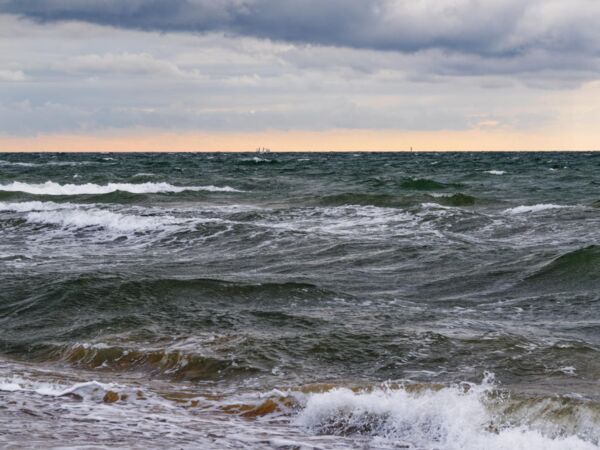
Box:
[1,152,600,449]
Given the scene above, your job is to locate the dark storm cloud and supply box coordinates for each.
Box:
[2,0,598,57]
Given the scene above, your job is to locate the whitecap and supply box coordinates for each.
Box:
[503,204,571,215]
[559,366,577,375]
[0,201,76,212]
[486,170,506,175]
[0,181,242,195]
[132,172,156,178]
[0,201,227,234]
[295,377,598,450]
[253,205,423,238]
[0,159,36,167]
[0,159,91,167]
[421,202,453,209]
[241,157,270,163]
[0,376,116,400]
[25,209,178,233]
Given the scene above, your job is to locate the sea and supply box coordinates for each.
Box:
[1,152,600,449]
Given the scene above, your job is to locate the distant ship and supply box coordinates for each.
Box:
[256,147,271,154]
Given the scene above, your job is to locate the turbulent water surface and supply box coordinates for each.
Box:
[1,152,600,449]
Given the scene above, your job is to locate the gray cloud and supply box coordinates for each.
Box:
[0,7,596,137]
[0,69,26,81]
[2,0,599,58]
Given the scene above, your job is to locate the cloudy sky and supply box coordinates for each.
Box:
[1,0,599,151]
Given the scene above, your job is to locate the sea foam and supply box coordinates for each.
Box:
[503,204,571,215]
[0,201,191,232]
[26,209,176,232]
[0,201,75,212]
[0,159,91,167]
[0,181,242,195]
[295,379,599,450]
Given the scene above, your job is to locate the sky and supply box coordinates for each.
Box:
[1,0,599,151]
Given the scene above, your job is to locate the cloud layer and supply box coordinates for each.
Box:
[0,2,599,144]
[2,0,599,58]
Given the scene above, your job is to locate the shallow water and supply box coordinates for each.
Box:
[1,152,600,449]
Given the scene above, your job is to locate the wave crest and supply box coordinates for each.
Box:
[295,378,599,450]
[0,181,242,195]
[53,344,257,381]
[522,245,600,291]
[503,204,571,215]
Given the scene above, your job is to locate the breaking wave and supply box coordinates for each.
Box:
[0,181,242,195]
[0,201,189,232]
[25,209,179,232]
[0,201,76,212]
[429,193,477,206]
[503,204,572,214]
[295,378,599,450]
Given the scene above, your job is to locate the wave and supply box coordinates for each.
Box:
[239,157,278,164]
[0,159,36,167]
[400,178,459,190]
[132,172,156,178]
[0,201,76,212]
[0,201,188,232]
[294,377,599,450]
[503,204,571,215]
[0,275,333,336]
[25,208,179,233]
[0,377,121,402]
[485,170,506,175]
[3,368,600,450]
[522,245,600,290]
[427,193,477,207]
[317,192,477,208]
[0,159,91,167]
[254,205,421,238]
[317,193,413,208]
[0,181,242,195]
[49,343,258,381]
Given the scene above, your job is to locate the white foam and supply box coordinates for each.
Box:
[0,380,22,392]
[132,172,156,178]
[486,170,506,175]
[559,366,577,375]
[0,376,115,399]
[0,201,234,237]
[0,159,36,167]
[0,201,191,232]
[0,201,76,212]
[295,379,598,450]
[0,159,90,167]
[421,202,453,209]
[25,209,178,232]
[254,205,423,239]
[429,192,453,198]
[0,181,242,195]
[242,157,270,163]
[503,204,570,215]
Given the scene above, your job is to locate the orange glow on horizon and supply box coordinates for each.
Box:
[0,128,597,152]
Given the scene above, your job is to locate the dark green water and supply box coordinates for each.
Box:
[1,152,600,449]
